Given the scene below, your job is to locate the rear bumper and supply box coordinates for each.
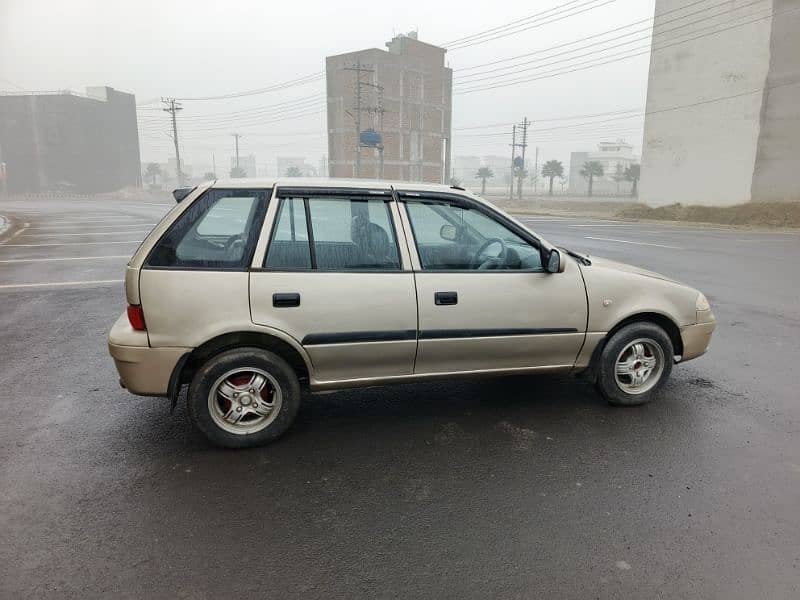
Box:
[109,343,188,396]
[108,312,190,396]
[680,313,716,362]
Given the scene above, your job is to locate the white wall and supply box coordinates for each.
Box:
[640,0,773,206]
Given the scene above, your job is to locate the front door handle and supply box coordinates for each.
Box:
[435,291,458,306]
[273,293,300,308]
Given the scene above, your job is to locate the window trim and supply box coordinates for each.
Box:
[398,193,546,273]
[260,192,405,273]
[143,188,270,272]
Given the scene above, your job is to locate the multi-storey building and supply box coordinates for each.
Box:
[326,31,452,183]
[0,86,140,193]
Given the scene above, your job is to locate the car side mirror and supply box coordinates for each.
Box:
[440,223,458,241]
[172,186,195,203]
[546,249,562,273]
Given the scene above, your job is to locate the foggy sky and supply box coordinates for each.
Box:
[0,0,654,174]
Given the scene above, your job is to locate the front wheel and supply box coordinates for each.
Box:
[596,322,673,406]
[188,347,301,448]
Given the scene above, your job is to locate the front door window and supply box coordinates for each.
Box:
[405,201,543,271]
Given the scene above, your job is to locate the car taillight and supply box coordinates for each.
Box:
[127,305,146,331]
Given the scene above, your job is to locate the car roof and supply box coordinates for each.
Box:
[209,177,467,195]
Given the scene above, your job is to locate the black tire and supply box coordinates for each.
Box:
[187,347,301,448]
[596,322,673,406]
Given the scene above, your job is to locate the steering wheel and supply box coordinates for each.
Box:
[470,237,507,269]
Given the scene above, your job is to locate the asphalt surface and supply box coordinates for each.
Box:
[1,196,799,599]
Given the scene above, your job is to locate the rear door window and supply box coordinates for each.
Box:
[147,188,270,269]
[264,194,401,271]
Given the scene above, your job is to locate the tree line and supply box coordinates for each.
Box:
[473,160,640,197]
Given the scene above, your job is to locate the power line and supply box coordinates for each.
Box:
[455,0,767,82]
[444,0,620,50]
[456,7,784,94]
[174,72,323,101]
[454,0,727,73]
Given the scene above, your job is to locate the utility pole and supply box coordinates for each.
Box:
[532,146,539,192]
[162,98,183,186]
[231,133,243,172]
[509,125,516,201]
[517,117,529,202]
[212,153,216,178]
[343,61,377,178]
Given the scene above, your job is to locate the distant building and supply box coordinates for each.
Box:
[569,140,639,195]
[0,86,141,193]
[230,154,257,177]
[276,156,317,177]
[640,0,800,205]
[451,155,513,192]
[326,31,453,183]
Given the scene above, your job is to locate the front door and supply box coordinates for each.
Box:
[250,188,417,385]
[399,194,587,375]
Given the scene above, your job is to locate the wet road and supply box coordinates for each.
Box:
[1,197,799,599]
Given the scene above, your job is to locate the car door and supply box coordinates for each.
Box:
[397,191,587,375]
[249,187,418,385]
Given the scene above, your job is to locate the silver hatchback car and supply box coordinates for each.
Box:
[109,179,715,448]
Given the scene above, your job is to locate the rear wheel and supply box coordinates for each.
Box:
[188,347,301,448]
[596,322,673,406]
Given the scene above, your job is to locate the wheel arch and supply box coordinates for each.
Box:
[588,311,684,379]
[176,330,311,393]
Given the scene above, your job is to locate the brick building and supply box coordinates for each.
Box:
[326,32,452,183]
[0,86,141,194]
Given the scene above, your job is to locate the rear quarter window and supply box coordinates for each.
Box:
[146,188,270,269]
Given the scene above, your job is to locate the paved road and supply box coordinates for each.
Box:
[1,197,798,599]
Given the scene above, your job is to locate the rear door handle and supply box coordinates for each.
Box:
[435,291,458,306]
[273,293,300,308]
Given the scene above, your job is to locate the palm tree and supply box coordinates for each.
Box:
[624,163,641,197]
[475,166,494,195]
[144,162,161,186]
[580,161,604,197]
[285,166,302,177]
[541,160,564,196]
[230,166,247,178]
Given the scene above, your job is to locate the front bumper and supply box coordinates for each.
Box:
[108,312,189,396]
[679,310,716,362]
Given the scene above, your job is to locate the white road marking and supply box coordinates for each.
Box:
[0,255,130,263]
[517,218,570,222]
[585,236,683,249]
[39,219,149,224]
[569,223,631,227]
[21,230,149,237]
[2,240,142,247]
[0,279,123,290]
[28,223,154,230]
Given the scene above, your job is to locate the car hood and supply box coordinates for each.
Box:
[579,254,682,285]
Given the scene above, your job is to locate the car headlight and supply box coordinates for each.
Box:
[696,292,711,311]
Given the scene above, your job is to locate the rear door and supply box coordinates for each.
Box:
[249,187,417,385]
[398,191,587,375]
